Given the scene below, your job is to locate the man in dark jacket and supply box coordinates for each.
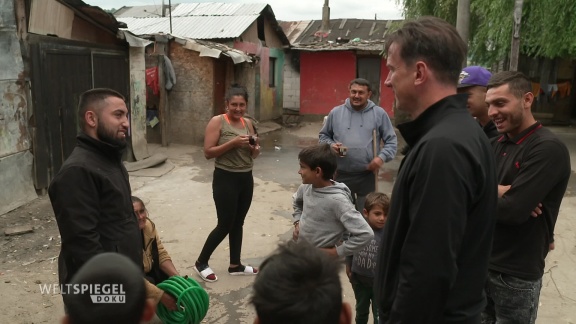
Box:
[374,17,498,323]
[49,88,144,307]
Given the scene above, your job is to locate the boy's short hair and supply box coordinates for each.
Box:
[63,253,146,324]
[251,241,343,324]
[298,144,337,181]
[364,192,390,214]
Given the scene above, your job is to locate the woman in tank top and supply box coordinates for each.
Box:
[194,84,260,282]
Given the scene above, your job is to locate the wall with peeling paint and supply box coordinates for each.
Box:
[129,47,149,160]
[234,16,286,122]
[0,0,37,215]
[282,52,300,110]
[259,47,284,121]
[0,82,29,157]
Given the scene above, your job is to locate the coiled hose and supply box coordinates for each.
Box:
[156,275,209,324]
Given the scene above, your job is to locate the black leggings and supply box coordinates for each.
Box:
[198,168,254,265]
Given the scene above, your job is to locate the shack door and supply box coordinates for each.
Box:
[357,57,381,105]
[30,42,129,189]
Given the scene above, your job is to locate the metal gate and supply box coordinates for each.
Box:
[30,41,129,189]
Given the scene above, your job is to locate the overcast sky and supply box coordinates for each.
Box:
[85,0,404,21]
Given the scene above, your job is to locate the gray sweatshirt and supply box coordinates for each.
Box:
[319,99,397,173]
[292,181,374,257]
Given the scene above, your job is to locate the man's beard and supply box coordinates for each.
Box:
[97,123,127,149]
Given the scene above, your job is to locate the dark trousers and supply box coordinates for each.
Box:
[198,168,253,265]
[351,274,378,324]
[145,237,169,285]
[336,171,375,212]
[481,270,542,324]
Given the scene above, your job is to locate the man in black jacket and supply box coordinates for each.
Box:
[482,71,571,323]
[49,89,165,309]
[374,17,498,323]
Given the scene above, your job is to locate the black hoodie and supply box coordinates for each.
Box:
[49,133,143,286]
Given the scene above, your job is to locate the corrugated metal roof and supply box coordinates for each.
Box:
[294,19,403,45]
[279,21,312,44]
[119,16,259,39]
[171,3,268,17]
[114,5,169,18]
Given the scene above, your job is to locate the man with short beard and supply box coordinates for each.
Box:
[49,88,176,311]
[483,71,571,324]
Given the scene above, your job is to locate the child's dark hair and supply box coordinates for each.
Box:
[251,241,343,324]
[298,144,337,181]
[364,192,390,214]
[225,83,249,102]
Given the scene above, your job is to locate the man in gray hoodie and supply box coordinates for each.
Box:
[319,78,397,211]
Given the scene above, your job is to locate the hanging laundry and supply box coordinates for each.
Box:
[546,84,558,98]
[163,56,177,91]
[146,67,160,96]
[531,82,541,98]
[557,81,572,98]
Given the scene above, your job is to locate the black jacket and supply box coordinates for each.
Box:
[49,133,142,285]
[375,94,497,323]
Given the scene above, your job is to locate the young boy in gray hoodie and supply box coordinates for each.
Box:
[292,144,373,258]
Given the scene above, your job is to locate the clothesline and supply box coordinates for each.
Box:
[531,81,571,99]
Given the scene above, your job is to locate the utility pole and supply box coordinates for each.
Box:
[509,0,524,71]
[169,0,172,34]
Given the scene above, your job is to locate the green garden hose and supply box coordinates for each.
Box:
[156,275,209,324]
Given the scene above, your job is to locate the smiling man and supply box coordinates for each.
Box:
[319,78,397,212]
[483,71,571,324]
[48,88,144,310]
[457,66,499,138]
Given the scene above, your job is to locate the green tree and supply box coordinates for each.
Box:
[397,0,576,65]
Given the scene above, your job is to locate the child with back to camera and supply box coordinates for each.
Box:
[292,144,373,258]
[346,192,389,324]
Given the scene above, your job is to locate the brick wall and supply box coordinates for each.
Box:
[168,43,214,144]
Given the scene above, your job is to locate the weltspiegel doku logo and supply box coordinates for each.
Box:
[39,283,126,303]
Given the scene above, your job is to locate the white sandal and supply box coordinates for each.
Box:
[194,265,218,282]
[228,265,258,276]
